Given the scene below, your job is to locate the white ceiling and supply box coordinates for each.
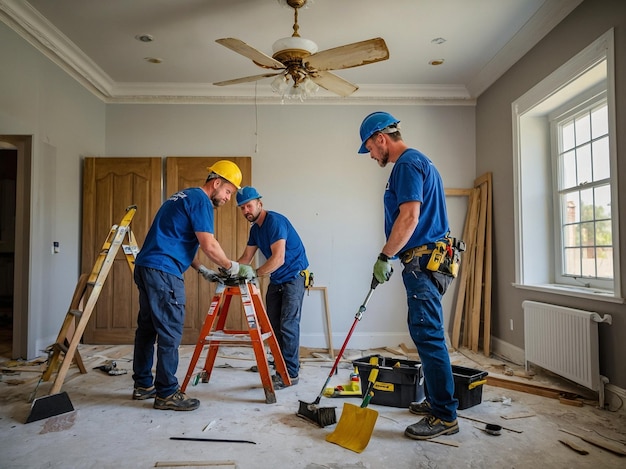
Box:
[0,0,583,103]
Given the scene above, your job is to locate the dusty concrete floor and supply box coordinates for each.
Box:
[1,344,625,469]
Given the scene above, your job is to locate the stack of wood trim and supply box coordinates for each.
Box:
[449,173,493,356]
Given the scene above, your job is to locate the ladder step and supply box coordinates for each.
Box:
[68,309,83,318]
[206,331,272,343]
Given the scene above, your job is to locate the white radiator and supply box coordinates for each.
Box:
[522,300,612,406]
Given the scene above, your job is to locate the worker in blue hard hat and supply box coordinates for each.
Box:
[235,186,310,389]
[356,111,460,440]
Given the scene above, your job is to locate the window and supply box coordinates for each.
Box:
[512,29,621,302]
[552,95,612,290]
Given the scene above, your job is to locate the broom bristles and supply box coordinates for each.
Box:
[296,400,337,427]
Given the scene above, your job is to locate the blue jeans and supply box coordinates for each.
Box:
[266,275,305,378]
[132,266,186,398]
[402,261,458,422]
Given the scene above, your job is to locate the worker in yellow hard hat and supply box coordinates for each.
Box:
[132,160,254,412]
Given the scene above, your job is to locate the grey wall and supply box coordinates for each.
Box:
[476,0,626,387]
[0,21,106,358]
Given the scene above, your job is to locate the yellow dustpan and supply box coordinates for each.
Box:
[326,358,379,453]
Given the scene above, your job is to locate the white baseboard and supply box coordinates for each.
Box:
[490,336,525,366]
[300,332,413,351]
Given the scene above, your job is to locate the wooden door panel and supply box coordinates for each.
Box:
[82,157,161,344]
[166,157,251,343]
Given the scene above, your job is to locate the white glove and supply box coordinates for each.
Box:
[219,260,239,278]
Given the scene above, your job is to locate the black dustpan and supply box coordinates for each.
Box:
[26,392,74,423]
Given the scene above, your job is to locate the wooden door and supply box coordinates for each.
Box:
[82,157,162,343]
[166,157,251,343]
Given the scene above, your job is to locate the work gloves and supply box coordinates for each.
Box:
[373,253,393,284]
[238,264,257,280]
[217,261,257,280]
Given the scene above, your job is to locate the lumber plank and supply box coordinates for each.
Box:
[559,428,626,456]
[451,188,479,349]
[481,173,493,356]
[470,182,488,352]
[486,375,563,399]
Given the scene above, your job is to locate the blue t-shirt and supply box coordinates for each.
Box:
[384,148,450,251]
[136,188,214,278]
[248,211,308,284]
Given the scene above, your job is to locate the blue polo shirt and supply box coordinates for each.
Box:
[248,211,308,284]
[384,149,450,251]
[136,188,214,278]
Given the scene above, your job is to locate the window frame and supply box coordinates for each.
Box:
[511,28,622,303]
[550,90,612,291]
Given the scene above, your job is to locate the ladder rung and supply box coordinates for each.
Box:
[206,331,272,343]
[68,309,83,318]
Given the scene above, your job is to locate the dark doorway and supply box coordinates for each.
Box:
[0,148,17,359]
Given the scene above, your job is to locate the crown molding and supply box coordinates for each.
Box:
[2,0,581,105]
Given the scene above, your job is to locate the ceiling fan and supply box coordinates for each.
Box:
[213,0,389,99]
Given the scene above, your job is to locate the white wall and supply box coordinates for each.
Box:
[106,103,475,349]
[1,18,475,358]
[0,22,106,358]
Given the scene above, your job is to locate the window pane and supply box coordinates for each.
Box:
[560,150,577,189]
[580,221,594,245]
[577,143,592,184]
[562,192,580,223]
[580,188,593,222]
[575,113,591,145]
[594,184,611,219]
[592,137,610,181]
[564,247,581,276]
[562,120,575,151]
[597,247,613,279]
[581,247,596,277]
[591,104,608,138]
[595,220,612,245]
[563,224,579,247]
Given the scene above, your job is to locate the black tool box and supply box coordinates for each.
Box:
[452,365,488,410]
[352,355,425,408]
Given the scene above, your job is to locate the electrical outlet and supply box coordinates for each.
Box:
[510,319,514,331]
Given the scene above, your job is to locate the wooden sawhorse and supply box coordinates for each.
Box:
[181,279,290,404]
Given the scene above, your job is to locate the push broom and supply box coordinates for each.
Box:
[296,277,379,427]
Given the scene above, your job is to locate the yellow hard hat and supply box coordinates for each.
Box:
[207,160,242,189]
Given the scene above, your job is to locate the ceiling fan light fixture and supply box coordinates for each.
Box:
[272,36,318,57]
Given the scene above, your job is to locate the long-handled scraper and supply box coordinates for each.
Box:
[296,277,379,427]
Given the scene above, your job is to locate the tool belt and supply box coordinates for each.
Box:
[426,237,465,279]
[300,269,314,289]
[400,236,465,295]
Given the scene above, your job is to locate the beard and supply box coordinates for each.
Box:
[246,211,260,223]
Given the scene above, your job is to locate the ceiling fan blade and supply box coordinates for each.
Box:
[214,72,283,86]
[216,38,285,69]
[310,71,358,97]
[305,37,389,71]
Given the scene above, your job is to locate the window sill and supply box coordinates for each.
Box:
[513,283,625,304]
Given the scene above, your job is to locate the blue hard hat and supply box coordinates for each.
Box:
[357,111,400,153]
[236,186,262,206]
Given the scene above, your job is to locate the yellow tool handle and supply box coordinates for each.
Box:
[468,379,487,390]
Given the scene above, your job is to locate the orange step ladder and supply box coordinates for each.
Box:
[181,279,290,404]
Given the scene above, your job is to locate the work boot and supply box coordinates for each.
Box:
[408,400,432,415]
[132,386,156,400]
[272,374,298,390]
[404,414,459,440]
[153,390,200,411]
